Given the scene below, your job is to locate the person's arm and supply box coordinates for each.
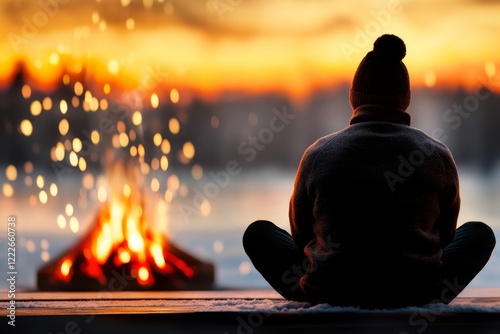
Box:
[437,147,461,247]
[289,146,317,251]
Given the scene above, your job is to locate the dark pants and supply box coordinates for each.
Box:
[243,220,496,306]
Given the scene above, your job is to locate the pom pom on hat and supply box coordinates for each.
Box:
[373,34,406,61]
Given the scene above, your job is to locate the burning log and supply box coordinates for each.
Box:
[37,175,215,291]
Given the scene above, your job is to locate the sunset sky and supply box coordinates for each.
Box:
[1,0,499,98]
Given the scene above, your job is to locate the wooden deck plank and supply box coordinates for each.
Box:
[1,290,500,334]
[1,290,500,317]
[2,288,499,301]
[0,289,281,301]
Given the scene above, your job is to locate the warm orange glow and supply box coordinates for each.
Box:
[42,97,52,110]
[132,111,142,126]
[74,82,84,96]
[191,164,203,180]
[164,253,194,278]
[123,184,131,198]
[118,248,131,264]
[5,165,17,181]
[91,131,100,144]
[78,157,87,171]
[22,84,31,99]
[127,219,145,253]
[160,155,169,171]
[109,203,124,244]
[30,101,42,116]
[72,138,82,153]
[151,178,160,192]
[103,83,111,94]
[200,200,211,217]
[55,142,65,161]
[137,144,145,157]
[161,140,171,154]
[2,184,14,197]
[82,173,94,189]
[138,266,150,282]
[69,151,78,167]
[424,71,437,87]
[167,174,179,191]
[71,164,198,287]
[118,132,129,147]
[65,203,74,216]
[108,59,120,75]
[170,89,179,104]
[50,183,58,197]
[57,214,66,229]
[81,249,106,284]
[20,120,33,136]
[168,118,180,135]
[59,119,69,136]
[36,175,45,188]
[60,100,68,114]
[94,223,113,264]
[39,190,48,204]
[182,142,195,160]
[151,243,166,269]
[126,18,135,31]
[0,0,498,100]
[485,61,496,78]
[153,133,162,146]
[97,186,107,203]
[69,217,80,233]
[60,259,73,277]
[24,161,33,174]
[151,93,159,109]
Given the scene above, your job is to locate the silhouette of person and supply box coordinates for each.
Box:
[243,34,496,308]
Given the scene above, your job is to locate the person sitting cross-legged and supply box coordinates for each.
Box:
[243,34,496,308]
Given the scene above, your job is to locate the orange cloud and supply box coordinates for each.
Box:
[1,0,499,98]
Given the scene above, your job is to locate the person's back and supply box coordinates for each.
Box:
[243,34,495,308]
[293,107,459,307]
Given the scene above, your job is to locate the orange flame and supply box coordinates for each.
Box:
[58,258,73,281]
[55,164,196,287]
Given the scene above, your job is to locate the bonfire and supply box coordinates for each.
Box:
[38,164,215,291]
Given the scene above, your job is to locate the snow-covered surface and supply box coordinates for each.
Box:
[1,289,499,315]
[6,297,500,314]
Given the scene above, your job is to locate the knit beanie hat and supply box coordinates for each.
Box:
[350,34,411,111]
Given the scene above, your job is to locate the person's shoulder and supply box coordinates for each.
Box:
[299,128,356,171]
[408,127,450,150]
[407,127,456,164]
[304,130,346,158]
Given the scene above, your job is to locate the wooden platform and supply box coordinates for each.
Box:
[1,289,500,333]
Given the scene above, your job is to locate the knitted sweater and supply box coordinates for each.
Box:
[289,105,460,307]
